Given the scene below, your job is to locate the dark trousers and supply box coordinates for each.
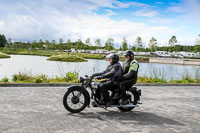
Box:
[119,79,136,100]
[99,80,117,102]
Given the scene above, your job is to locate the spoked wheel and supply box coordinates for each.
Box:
[63,87,89,113]
[118,91,138,112]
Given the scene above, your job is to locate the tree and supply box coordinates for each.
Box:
[0,34,7,47]
[52,40,56,45]
[105,38,114,50]
[95,39,101,47]
[39,39,44,48]
[122,37,128,51]
[59,38,64,50]
[135,36,143,51]
[32,40,37,49]
[50,40,57,49]
[169,35,177,46]
[174,45,181,52]
[85,38,91,46]
[194,45,200,53]
[5,38,12,48]
[45,40,50,50]
[75,39,83,49]
[148,37,157,52]
[194,34,200,52]
[195,34,200,45]
[66,39,72,49]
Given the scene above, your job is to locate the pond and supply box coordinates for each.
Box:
[0,55,200,81]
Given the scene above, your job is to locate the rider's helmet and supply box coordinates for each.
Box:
[124,50,134,60]
[106,54,119,64]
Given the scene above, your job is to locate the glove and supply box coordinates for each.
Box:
[91,73,100,78]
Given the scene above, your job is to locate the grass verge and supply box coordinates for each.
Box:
[0,52,10,58]
[1,72,199,83]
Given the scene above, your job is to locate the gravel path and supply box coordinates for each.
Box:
[0,86,200,133]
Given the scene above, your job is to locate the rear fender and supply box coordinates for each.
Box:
[130,87,141,100]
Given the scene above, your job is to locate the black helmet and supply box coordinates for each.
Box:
[124,50,134,59]
[106,54,119,63]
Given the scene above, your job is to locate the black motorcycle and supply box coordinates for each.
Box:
[63,75,141,113]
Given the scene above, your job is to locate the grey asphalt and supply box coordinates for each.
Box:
[0,86,200,133]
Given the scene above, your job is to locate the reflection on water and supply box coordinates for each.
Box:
[0,55,199,81]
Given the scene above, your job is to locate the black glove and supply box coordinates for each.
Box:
[91,73,100,78]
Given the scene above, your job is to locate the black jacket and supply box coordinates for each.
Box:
[122,59,139,82]
[99,62,123,80]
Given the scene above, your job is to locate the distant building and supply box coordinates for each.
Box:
[96,49,109,54]
[154,51,172,57]
[178,52,199,58]
[71,48,77,53]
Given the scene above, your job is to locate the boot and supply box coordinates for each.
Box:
[105,99,115,108]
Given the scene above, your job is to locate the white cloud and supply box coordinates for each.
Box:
[132,10,159,17]
[155,2,164,4]
[167,5,185,13]
[105,9,117,16]
[184,0,200,21]
[167,0,200,21]
[0,0,194,46]
[148,18,173,24]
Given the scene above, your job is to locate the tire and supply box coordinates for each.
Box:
[63,86,89,113]
[118,91,138,112]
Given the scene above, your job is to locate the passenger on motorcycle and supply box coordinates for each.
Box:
[119,50,139,105]
[91,54,122,107]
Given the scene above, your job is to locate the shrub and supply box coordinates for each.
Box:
[1,77,9,83]
[65,72,79,82]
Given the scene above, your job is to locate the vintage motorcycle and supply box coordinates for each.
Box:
[63,75,141,113]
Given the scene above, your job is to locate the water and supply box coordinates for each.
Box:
[0,55,200,81]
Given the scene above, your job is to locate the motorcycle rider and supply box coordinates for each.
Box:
[120,50,139,105]
[91,54,122,107]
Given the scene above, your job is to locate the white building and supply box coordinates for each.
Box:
[178,52,199,58]
[154,51,172,57]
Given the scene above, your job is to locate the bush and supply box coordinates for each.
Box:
[1,77,9,83]
[65,72,79,82]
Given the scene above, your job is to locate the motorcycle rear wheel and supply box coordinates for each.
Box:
[118,91,138,112]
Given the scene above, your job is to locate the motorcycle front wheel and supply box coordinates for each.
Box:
[63,87,89,113]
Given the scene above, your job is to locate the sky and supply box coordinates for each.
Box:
[0,0,200,47]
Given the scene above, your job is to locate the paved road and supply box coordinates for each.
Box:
[0,86,200,133]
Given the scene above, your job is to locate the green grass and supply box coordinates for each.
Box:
[137,69,200,83]
[1,71,199,83]
[1,72,79,83]
[1,49,55,57]
[0,52,10,58]
[74,53,105,60]
[0,48,106,60]
[137,76,200,83]
[47,53,87,62]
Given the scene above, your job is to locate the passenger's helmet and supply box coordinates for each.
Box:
[124,50,134,59]
[106,54,119,63]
